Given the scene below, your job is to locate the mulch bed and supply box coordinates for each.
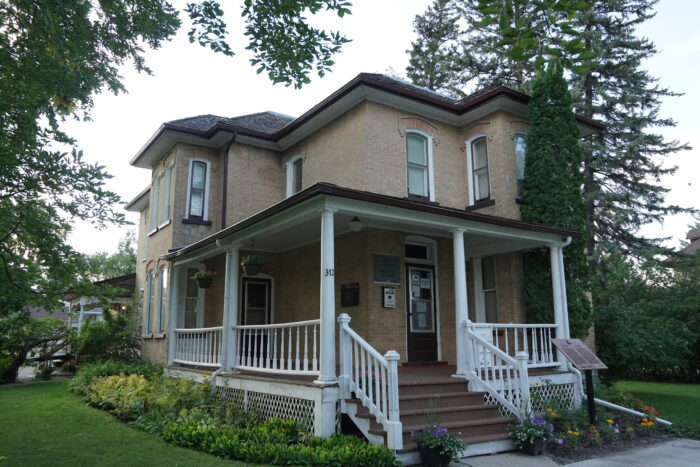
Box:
[545,428,676,464]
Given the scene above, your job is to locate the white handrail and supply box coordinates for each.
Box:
[173,326,223,367]
[338,314,402,450]
[472,323,558,367]
[463,322,530,419]
[232,319,320,375]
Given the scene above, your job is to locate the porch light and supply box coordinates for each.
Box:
[348,216,364,232]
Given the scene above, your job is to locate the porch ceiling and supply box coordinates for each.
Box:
[165,184,575,265]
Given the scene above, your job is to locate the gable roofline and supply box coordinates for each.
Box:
[125,186,151,212]
[162,182,580,261]
[131,73,605,168]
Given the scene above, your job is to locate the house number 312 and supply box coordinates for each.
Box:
[323,269,335,277]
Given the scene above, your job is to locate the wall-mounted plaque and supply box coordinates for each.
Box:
[341,283,360,307]
[373,254,400,284]
[552,339,608,371]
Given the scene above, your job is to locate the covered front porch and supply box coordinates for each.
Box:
[163,183,579,452]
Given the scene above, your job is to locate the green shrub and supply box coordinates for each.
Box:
[69,359,161,395]
[33,362,55,381]
[84,373,210,421]
[73,310,139,362]
[159,410,400,466]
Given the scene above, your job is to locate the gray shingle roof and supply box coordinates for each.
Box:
[168,111,295,135]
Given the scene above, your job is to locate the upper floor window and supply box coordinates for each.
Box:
[468,136,490,204]
[406,131,435,201]
[186,159,210,220]
[149,163,173,231]
[286,156,303,197]
[514,133,526,197]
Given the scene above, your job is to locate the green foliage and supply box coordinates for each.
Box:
[0,312,70,383]
[68,359,163,395]
[475,0,595,74]
[84,231,137,281]
[33,362,55,381]
[521,62,591,337]
[1,1,351,319]
[73,310,140,363]
[510,416,554,448]
[594,252,699,381]
[160,410,400,466]
[84,374,211,421]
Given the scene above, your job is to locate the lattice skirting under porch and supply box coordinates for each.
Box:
[216,386,316,435]
[529,382,577,414]
[482,381,579,418]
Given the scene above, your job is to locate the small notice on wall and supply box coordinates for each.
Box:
[373,254,400,284]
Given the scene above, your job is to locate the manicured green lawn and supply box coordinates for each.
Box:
[0,381,240,466]
[616,380,700,437]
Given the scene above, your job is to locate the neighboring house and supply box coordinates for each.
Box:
[64,273,136,330]
[125,73,602,462]
[684,228,700,255]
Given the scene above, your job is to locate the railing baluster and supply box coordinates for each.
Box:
[295,326,300,371]
[313,324,318,372]
[303,325,309,372]
[287,327,292,370]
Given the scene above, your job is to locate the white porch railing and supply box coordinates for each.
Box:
[463,321,530,419]
[173,327,223,367]
[337,314,402,450]
[472,323,559,368]
[233,319,320,375]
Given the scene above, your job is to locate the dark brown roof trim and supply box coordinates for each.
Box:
[163,183,580,260]
[132,74,605,167]
[124,186,150,210]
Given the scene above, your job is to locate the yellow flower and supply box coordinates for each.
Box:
[547,408,553,413]
[607,419,614,424]
[642,418,648,422]
[574,431,579,436]
[552,412,558,418]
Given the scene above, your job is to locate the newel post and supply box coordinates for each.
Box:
[337,313,352,404]
[384,350,403,450]
[516,351,531,418]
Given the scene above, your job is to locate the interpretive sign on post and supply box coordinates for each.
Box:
[552,338,607,424]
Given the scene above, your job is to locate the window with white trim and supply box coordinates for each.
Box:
[185,159,210,220]
[469,136,490,203]
[149,176,160,231]
[159,164,173,224]
[285,156,303,197]
[157,267,167,333]
[144,271,154,333]
[515,133,526,197]
[481,256,498,322]
[406,130,435,200]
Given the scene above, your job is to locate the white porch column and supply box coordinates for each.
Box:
[221,246,240,372]
[315,208,337,386]
[167,265,182,366]
[556,245,571,338]
[550,245,565,339]
[452,228,469,377]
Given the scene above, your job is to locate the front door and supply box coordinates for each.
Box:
[406,265,438,362]
[241,278,271,325]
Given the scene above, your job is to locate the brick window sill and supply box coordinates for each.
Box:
[465,199,496,212]
[182,217,212,226]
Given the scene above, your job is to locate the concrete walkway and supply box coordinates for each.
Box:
[454,439,700,467]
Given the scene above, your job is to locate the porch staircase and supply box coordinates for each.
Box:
[343,370,515,465]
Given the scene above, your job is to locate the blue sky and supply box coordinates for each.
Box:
[64,0,699,254]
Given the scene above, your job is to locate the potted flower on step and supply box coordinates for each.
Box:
[510,416,554,455]
[412,423,468,467]
[241,255,264,276]
[191,270,216,289]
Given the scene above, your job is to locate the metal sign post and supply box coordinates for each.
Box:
[551,339,608,425]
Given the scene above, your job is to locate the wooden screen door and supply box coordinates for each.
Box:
[241,278,271,325]
[406,265,438,362]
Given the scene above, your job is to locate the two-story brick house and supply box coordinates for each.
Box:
[125,73,602,461]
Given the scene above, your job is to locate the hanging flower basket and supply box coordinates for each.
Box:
[241,255,264,276]
[191,271,216,289]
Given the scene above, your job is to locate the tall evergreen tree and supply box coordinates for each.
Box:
[407,0,692,259]
[521,62,591,337]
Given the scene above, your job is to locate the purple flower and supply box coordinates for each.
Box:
[556,438,564,445]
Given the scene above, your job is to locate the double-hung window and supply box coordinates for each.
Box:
[144,271,155,333]
[481,257,498,323]
[470,137,490,203]
[157,267,167,333]
[286,156,303,197]
[186,160,210,221]
[159,164,173,225]
[406,131,434,200]
[514,133,526,197]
